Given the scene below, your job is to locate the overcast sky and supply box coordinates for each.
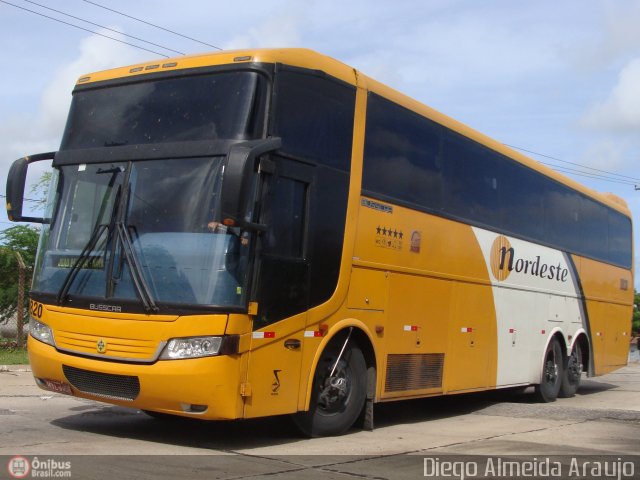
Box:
[1,0,639,285]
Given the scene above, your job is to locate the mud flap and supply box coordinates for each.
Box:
[361,365,376,431]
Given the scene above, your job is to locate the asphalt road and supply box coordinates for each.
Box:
[1,361,639,479]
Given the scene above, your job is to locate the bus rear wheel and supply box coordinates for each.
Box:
[293,341,366,437]
[559,343,582,398]
[534,337,564,403]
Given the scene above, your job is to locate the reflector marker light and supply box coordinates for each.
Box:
[252,332,276,339]
[129,62,179,74]
[461,327,473,333]
[403,325,418,332]
[304,330,324,338]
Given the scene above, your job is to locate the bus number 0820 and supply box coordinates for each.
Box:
[30,300,43,319]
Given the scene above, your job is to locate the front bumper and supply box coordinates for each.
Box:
[28,336,245,420]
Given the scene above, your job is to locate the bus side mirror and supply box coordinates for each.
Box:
[221,137,281,230]
[6,152,56,223]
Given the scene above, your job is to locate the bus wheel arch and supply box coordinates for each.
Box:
[534,333,565,403]
[293,325,376,437]
[350,327,377,431]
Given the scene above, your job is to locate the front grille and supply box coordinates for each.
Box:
[56,330,158,361]
[385,353,444,392]
[63,365,140,401]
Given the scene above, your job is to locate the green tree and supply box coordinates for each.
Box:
[30,170,52,207]
[0,225,39,322]
[633,290,640,337]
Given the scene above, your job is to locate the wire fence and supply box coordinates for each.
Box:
[0,251,28,347]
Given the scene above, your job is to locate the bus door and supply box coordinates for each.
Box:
[243,155,313,418]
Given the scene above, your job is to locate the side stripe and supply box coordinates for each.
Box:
[564,253,594,376]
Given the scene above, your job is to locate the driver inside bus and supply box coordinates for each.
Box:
[208,221,250,246]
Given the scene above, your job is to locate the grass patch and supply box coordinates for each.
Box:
[0,340,29,365]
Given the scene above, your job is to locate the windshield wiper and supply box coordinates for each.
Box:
[114,221,158,313]
[56,166,123,305]
[105,162,158,314]
[55,162,158,313]
[56,223,108,305]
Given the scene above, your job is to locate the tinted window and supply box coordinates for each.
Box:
[499,161,544,239]
[255,259,308,328]
[62,71,266,149]
[261,175,307,258]
[363,94,443,210]
[254,158,312,327]
[608,211,633,267]
[255,156,351,326]
[272,69,355,171]
[580,197,609,259]
[544,182,581,252]
[308,167,349,307]
[444,131,500,226]
[361,94,632,269]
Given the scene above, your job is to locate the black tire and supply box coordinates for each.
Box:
[293,342,367,437]
[559,343,582,398]
[534,337,564,403]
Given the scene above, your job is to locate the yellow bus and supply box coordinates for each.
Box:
[6,48,634,437]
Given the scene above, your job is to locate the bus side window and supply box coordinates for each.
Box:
[261,173,307,258]
[363,92,443,212]
[254,160,311,328]
[444,131,501,227]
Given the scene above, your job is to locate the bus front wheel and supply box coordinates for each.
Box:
[293,342,366,437]
[534,337,564,403]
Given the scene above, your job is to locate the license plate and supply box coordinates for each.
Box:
[42,379,73,395]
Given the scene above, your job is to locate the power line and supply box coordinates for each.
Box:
[81,0,222,51]
[534,161,637,186]
[0,0,170,58]
[1,2,632,190]
[549,166,636,186]
[505,143,640,189]
[505,143,640,183]
[21,0,185,56]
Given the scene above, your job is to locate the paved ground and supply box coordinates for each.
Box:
[0,361,639,479]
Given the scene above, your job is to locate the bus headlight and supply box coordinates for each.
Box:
[29,318,56,347]
[159,335,239,360]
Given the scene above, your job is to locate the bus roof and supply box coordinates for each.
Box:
[75,48,631,218]
[75,48,358,87]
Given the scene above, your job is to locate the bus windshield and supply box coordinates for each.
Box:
[33,157,251,311]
